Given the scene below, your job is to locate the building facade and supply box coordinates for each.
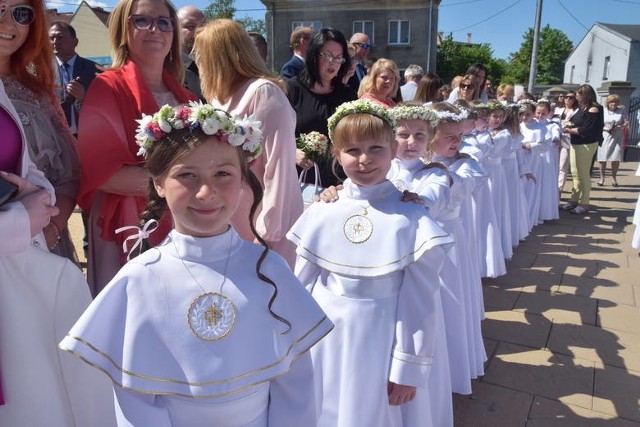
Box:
[563,23,640,92]
[260,0,441,74]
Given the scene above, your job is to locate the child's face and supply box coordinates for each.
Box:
[488,111,505,129]
[432,121,463,158]
[333,137,397,187]
[474,115,488,132]
[396,119,430,161]
[535,106,549,122]
[153,138,243,238]
[520,109,534,124]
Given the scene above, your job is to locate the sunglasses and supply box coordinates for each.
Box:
[353,42,371,50]
[460,83,474,90]
[0,4,35,26]
[128,14,174,32]
[319,52,346,64]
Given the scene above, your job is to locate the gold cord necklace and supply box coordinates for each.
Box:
[172,231,237,341]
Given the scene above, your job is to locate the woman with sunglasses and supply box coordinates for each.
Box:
[561,84,604,214]
[286,28,356,187]
[447,64,489,103]
[76,0,197,295]
[0,0,115,424]
[0,0,81,264]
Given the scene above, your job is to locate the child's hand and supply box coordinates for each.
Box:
[387,381,416,406]
[317,185,342,203]
[523,142,532,150]
[400,190,424,205]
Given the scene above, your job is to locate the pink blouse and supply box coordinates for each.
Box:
[211,78,303,267]
[0,107,21,174]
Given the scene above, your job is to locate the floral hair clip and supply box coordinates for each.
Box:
[327,99,396,140]
[390,105,439,127]
[135,101,263,162]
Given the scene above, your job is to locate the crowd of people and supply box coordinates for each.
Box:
[1,0,636,424]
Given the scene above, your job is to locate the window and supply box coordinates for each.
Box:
[603,56,611,80]
[353,21,374,42]
[388,20,410,45]
[586,60,592,82]
[291,21,322,32]
[570,65,575,84]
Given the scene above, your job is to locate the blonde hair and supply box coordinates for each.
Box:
[107,0,184,83]
[496,83,514,100]
[360,58,400,98]
[331,113,395,152]
[194,19,285,103]
[605,94,620,105]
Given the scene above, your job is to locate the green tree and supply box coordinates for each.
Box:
[236,16,266,36]
[436,35,504,87]
[204,0,236,20]
[504,25,573,85]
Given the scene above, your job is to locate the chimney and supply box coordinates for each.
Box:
[467,33,472,43]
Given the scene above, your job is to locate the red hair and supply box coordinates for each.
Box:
[10,0,55,102]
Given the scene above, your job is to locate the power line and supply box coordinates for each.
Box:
[444,0,525,33]
[556,0,627,53]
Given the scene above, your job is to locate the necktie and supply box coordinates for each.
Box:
[62,62,72,85]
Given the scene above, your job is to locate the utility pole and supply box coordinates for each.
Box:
[528,0,543,94]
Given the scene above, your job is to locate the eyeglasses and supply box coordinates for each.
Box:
[128,14,174,33]
[353,42,371,50]
[319,52,346,64]
[565,96,575,100]
[460,83,474,90]
[0,5,35,26]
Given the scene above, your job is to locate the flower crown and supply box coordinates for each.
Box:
[474,102,506,111]
[517,99,538,112]
[390,105,439,127]
[432,108,469,122]
[135,102,263,162]
[327,100,396,140]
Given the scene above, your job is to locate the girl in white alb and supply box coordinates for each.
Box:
[60,103,333,427]
[535,100,561,221]
[519,100,549,227]
[288,100,453,427]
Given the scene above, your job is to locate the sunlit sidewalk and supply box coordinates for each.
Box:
[454,162,640,426]
[68,163,640,426]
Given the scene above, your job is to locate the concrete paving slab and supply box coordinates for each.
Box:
[482,342,595,410]
[546,322,640,372]
[596,267,637,287]
[527,396,640,427]
[453,381,533,427]
[514,291,598,326]
[593,365,640,422]
[558,275,636,307]
[482,285,520,311]
[597,303,640,334]
[482,310,551,349]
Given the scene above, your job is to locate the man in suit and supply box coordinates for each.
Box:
[49,22,99,137]
[280,26,314,80]
[347,32,371,92]
[177,6,206,99]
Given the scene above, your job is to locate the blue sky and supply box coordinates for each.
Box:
[49,0,639,60]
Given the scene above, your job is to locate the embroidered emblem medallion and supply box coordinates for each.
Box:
[187,292,236,340]
[343,213,373,244]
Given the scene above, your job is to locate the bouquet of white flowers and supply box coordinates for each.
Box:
[296,131,329,163]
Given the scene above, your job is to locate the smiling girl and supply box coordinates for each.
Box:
[61,103,333,426]
[288,100,453,427]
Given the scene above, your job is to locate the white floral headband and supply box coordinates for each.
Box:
[432,108,469,122]
[135,101,263,162]
[327,100,396,140]
[517,99,538,112]
[391,105,439,127]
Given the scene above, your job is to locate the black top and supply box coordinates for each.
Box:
[286,76,356,186]
[570,104,604,145]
